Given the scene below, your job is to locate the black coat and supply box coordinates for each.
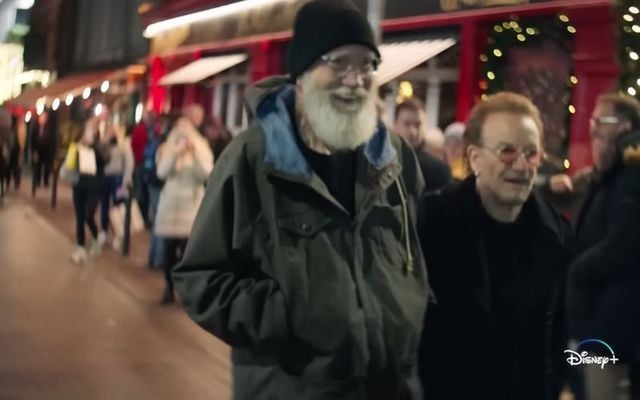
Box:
[567,130,640,362]
[415,149,452,192]
[29,113,57,162]
[418,177,573,400]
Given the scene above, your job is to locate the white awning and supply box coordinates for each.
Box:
[377,38,457,85]
[159,54,248,86]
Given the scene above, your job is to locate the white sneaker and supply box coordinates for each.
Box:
[97,231,107,247]
[89,239,102,257]
[70,246,88,264]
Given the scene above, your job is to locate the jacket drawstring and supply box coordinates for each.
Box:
[395,179,414,273]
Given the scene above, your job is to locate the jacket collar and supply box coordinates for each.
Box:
[445,176,566,242]
[442,177,570,318]
[255,84,398,181]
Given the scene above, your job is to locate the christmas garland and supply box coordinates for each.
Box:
[480,14,574,97]
[479,14,575,162]
[616,0,640,98]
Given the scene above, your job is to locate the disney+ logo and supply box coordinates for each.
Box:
[564,339,619,370]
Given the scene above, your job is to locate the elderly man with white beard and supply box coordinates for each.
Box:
[171,1,429,399]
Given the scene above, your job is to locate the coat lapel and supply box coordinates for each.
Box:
[443,178,493,318]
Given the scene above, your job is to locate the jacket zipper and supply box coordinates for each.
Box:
[395,179,413,273]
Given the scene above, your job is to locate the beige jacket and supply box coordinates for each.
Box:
[154,118,214,238]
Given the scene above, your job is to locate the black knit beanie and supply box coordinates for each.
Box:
[287,0,380,80]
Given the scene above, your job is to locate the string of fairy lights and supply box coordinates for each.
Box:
[617,1,640,98]
[24,81,112,124]
[479,13,575,110]
[479,13,576,164]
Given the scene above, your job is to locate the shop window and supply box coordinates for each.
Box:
[383,44,460,131]
[209,62,249,136]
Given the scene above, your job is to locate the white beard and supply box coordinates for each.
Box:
[299,76,378,151]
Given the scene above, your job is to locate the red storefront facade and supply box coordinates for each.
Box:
[142,0,618,172]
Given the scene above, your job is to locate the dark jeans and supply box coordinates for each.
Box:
[0,153,5,198]
[100,175,123,232]
[133,167,150,229]
[147,185,165,268]
[5,149,21,190]
[163,238,187,294]
[33,151,53,188]
[73,177,104,246]
[0,150,19,194]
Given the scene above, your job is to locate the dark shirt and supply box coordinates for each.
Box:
[288,103,357,215]
[415,149,452,192]
[477,194,534,396]
[293,128,357,215]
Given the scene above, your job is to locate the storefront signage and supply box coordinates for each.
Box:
[355,0,562,19]
[440,0,529,12]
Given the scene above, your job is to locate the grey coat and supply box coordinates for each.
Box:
[172,77,429,400]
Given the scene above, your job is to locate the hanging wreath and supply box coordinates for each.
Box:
[615,0,640,98]
[479,14,575,161]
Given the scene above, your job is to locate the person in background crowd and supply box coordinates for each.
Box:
[31,110,57,190]
[419,92,572,400]
[144,113,177,269]
[393,98,452,191]
[154,117,213,304]
[0,109,11,195]
[202,115,233,160]
[424,126,446,160]
[62,117,111,264]
[98,124,134,249]
[443,121,468,180]
[564,93,640,400]
[182,103,205,132]
[172,1,429,398]
[6,115,23,190]
[131,109,156,228]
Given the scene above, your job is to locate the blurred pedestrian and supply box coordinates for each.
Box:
[393,98,452,191]
[154,117,212,304]
[6,115,23,190]
[131,110,156,228]
[182,103,204,132]
[143,113,176,269]
[31,110,56,189]
[419,92,573,400]
[202,115,232,160]
[172,1,429,398]
[98,124,134,249]
[565,93,640,400]
[443,121,468,180]
[61,117,111,264]
[0,109,11,195]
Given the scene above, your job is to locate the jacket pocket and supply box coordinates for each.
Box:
[277,211,332,237]
[275,211,362,360]
[364,205,408,272]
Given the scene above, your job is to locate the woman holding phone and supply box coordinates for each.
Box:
[154,117,213,304]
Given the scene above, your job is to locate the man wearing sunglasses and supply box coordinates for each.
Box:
[563,93,640,400]
[418,92,573,399]
[171,1,429,399]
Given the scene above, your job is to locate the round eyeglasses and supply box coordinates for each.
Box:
[480,144,544,167]
[320,53,381,78]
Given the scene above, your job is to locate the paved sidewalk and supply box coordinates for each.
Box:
[0,184,231,400]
